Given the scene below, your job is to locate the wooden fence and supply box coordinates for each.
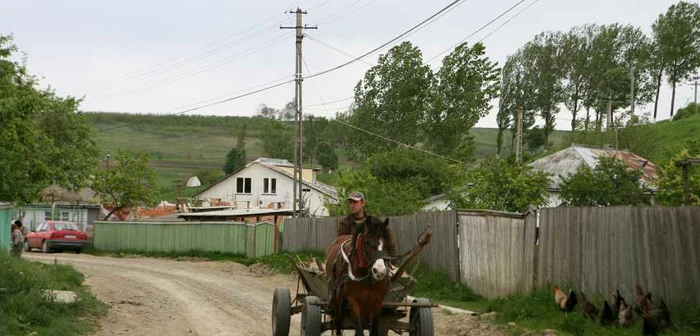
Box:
[538,206,700,305]
[93,221,276,258]
[458,210,537,299]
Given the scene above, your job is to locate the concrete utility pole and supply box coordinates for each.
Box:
[693,74,699,116]
[516,108,523,164]
[281,9,316,218]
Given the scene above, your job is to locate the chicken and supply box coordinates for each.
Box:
[618,300,633,327]
[553,286,577,312]
[612,289,625,315]
[580,291,599,320]
[656,297,671,329]
[642,305,660,336]
[599,300,615,327]
[634,284,651,315]
[553,285,567,308]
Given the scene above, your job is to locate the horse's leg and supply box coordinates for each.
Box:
[346,297,364,336]
[334,295,344,335]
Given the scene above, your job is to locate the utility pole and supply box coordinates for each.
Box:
[693,74,699,116]
[281,8,316,218]
[630,67,635,115]
[606,93,613,130]
[516,108,523,164]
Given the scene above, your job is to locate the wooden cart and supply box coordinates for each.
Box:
[272,227,435,335]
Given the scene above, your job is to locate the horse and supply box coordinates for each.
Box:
[325,216,393,336]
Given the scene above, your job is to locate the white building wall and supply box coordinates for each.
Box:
[20,207,89,231]
[196,163,333,216]
[422,198,452,212]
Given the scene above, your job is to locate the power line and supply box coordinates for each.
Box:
[316,0,381,25]
[91,33,292,100]
[306,0,469,80]
[426,0,529,64]
[305,34,374,66]
[476,0,541,43]
[304,96,353,107]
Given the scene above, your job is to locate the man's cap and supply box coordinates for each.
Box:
[347,191,365,201]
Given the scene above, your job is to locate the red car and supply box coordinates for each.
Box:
[25,221,88,253]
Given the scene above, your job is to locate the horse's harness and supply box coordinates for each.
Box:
[335,232,389,283]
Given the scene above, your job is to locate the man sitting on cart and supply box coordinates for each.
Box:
[338,191,398,265]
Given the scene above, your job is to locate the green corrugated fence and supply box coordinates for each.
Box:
[93,221,276,258]
[0,204,13,251]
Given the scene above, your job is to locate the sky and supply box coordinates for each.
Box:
[1,0,697,131]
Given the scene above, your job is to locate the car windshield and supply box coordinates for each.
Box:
[53,222,80,231]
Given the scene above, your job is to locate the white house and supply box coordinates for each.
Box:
[193,158,338,217]
[19,204,101,232]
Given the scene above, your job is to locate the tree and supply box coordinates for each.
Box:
[524,32,564,146]
[0,34,99,203]
[193,168,224,186]
[426,42,500,158]
[261,119,293,161]
[325,167,425,217]
[559,156,650,206]
[500,49,537,150]
[92,150,158,220]
[657,149,700,206]
[652,1,700,117]
[303,115,330,167]
[348,42,433,158]
[673,102,700,121]
[223,122,248,174]
[525,126,547,151]
[447,157,550,212]
[314,141,338,172]
[560,26,591,130]
[256,103,277,119]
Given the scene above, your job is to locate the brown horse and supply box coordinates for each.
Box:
[325,216,392,336]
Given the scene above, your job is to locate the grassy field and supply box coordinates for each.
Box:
[0,252,108,336]
[86,111,700,202]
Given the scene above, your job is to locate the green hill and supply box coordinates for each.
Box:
[86,112,700,202]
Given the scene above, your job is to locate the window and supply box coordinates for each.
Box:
[263,178,277,194]
[54,222,80,231]
[61,212,70,221]
[236,177,251,194]
[44,211,52,220]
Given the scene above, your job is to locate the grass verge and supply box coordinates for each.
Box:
[0,252,108,336]
[479,287,700,336]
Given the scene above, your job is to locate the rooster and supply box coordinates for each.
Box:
[599,300,615,327]
[580,291,599,320]
[635,284,651,315]
[552,286,577,312]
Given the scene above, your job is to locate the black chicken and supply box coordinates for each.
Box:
[599,300,615,327]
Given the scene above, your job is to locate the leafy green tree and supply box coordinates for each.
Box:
[426,42,500,158]
[261,119,293,161]
[325,167,425,217]
[500,49,537,150]
[314,141,338,172]
[0,34,99,203]
[652,1,700,117]
[92,150,158,220]
[447,157,550,212]
[657,149,700,206]
[348,42,433,158]
[560,26,591,130]
[303,115,331,167]
[223,122,248,174]
[364,149,468,200]
[673,102,699,121]
[525,126,547,151]
[559,156,650,206]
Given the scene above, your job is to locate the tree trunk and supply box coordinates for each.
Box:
[585,106,590,131]
[103,205,124,221]
[653,68,662,121]
[496,128,504,155]
[670,81,677,118]
[571,87,580,131]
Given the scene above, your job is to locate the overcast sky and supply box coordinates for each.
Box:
[1,0,697,130]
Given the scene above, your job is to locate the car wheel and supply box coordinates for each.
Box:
[42,241,51,253]
[24,240,31,252]
[76,249,82,254]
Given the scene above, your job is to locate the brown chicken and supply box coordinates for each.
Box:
[642,305,660,336]
[612,289,625,315]
[580,291,599,320]
[618,300,633,327]
[599,300,615,327]
[634,284,651,315]
[553,285,567,308]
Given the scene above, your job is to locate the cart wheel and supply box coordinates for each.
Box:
[300,296,322,336]
[409,298,434,336]
[272,288,291,336]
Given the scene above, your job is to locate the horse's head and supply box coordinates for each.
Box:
[352,216,391,281]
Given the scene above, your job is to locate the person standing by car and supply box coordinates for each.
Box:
[11,220,24,258]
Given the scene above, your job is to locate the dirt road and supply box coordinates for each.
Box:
[25,253,506,336]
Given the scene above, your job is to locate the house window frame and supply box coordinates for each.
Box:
[236,177,252,194]
[262,177,277,195]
